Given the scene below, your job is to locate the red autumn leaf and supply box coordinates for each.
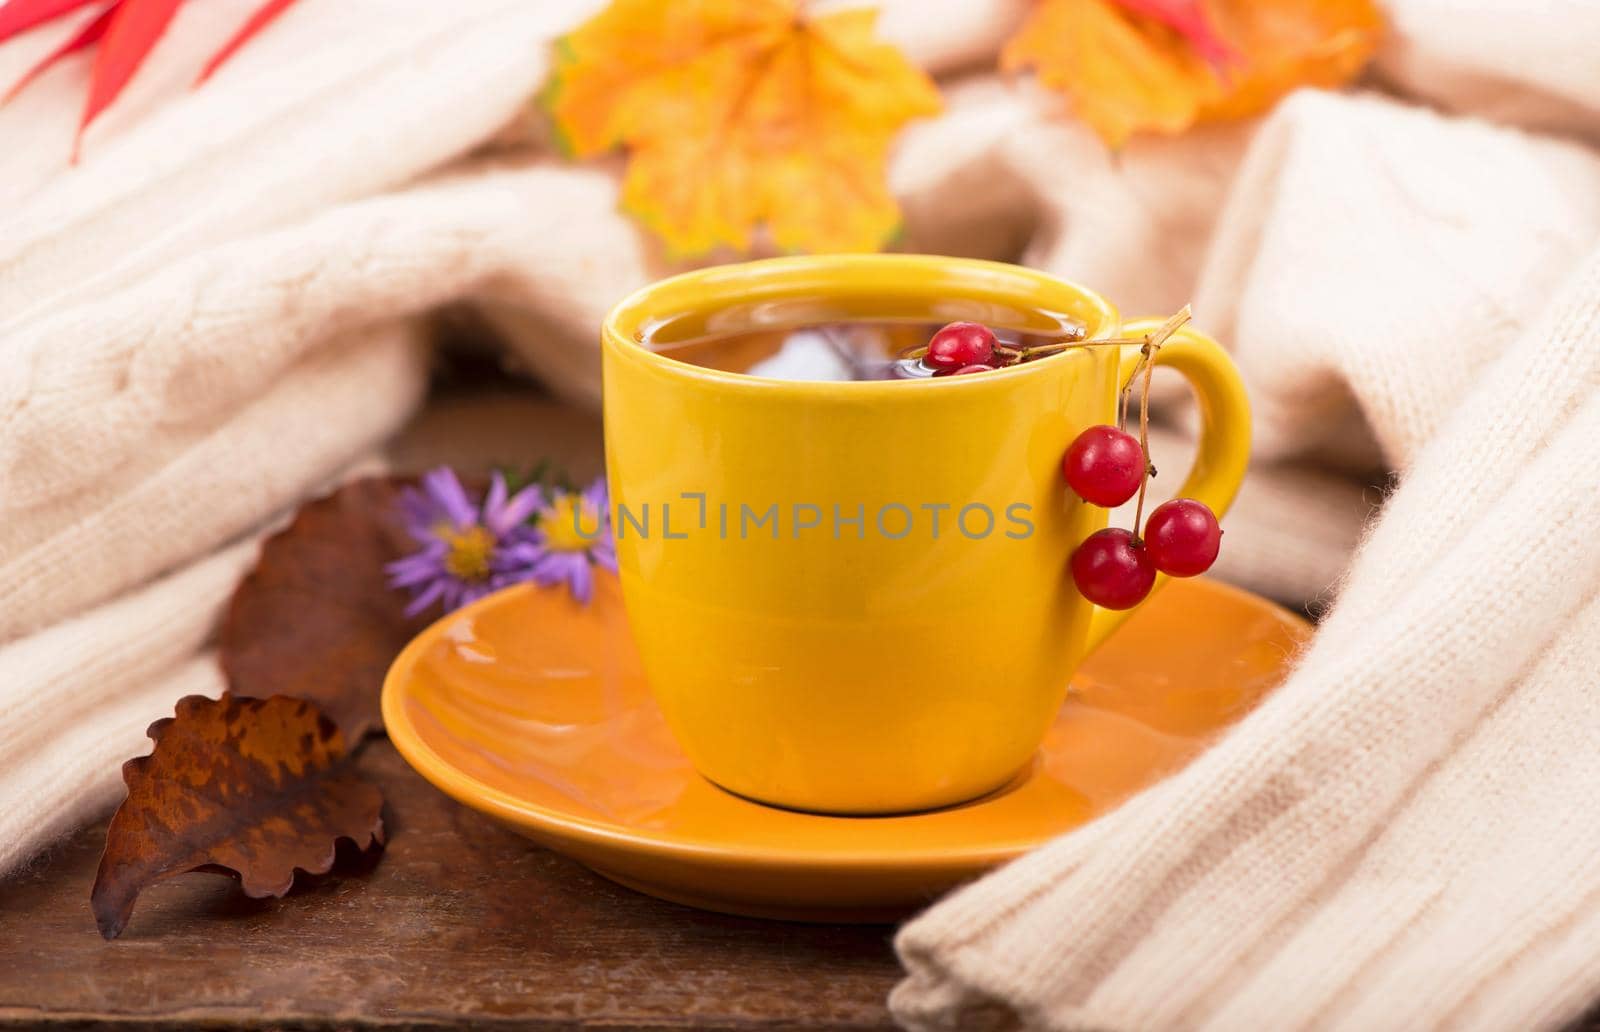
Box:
[1112,0,1236,71]
[74,0,181,158]
[0,0,99,44]
[219,478,428,744]
[1004,0,1380,147]
[3,0,308,158]
[90,694,384,940]
[2,1,114,105]
[195,0,301,84]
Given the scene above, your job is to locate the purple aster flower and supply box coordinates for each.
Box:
[386,467,545,617]
[501,476,617,605]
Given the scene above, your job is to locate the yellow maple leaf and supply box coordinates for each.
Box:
[543,0,942,257]
[1003,0,1383,148]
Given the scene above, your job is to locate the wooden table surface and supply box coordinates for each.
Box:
[10,747,1600,1032]
[0,740,905,1030]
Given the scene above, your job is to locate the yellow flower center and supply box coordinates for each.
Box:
[540,495,601,552]
[440,525,496,581]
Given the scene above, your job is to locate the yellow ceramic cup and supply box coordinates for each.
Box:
[601,255,1249,814]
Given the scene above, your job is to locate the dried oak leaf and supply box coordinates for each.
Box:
[220,477,424,744]
[1004,0,1382,147]
[542,0,942,256]
[91,694,384,940]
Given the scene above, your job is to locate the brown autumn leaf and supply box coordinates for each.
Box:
[91,694,384,940]
[219,477,426,744]
[1004,0,1382,147]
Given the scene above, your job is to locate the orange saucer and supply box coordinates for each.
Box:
[383,576,1308,921]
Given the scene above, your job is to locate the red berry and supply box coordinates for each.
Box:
[1143,498,1222,577]
[1062,425,1144,507]
[1070,528,1156,610]
[926,322,997,371]
[944,362,996,376]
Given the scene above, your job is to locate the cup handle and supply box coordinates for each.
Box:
[1082,318,1252,654]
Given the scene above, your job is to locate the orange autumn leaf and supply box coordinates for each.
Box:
[542,0,941,257]
[1004,0,1382,147]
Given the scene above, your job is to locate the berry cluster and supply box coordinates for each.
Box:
[915,319,1089,377]
[923,321,1002,375]
[916,311,1224,610]
[1065,467,1220,609]
[1061,309,1221,609]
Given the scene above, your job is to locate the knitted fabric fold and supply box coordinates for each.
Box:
[2,6,1598,1026]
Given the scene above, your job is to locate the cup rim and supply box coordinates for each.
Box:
[601,254,1122,395]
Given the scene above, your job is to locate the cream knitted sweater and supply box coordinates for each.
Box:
[2,2,1599,1028]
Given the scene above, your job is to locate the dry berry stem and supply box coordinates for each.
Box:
[908,335,1162,365]
[1131,344,1156,537]
[1124,305,1192,538]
